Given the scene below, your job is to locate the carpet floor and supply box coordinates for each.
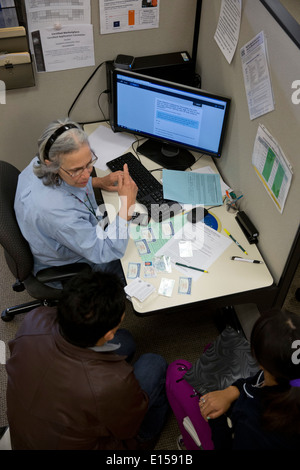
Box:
[0,246,299,450]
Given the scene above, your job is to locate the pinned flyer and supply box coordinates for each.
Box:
[241,31,275,120]
[214,0,242,64]
[252,124,292,213]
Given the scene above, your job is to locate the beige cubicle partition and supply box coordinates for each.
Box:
[196,0,300,294]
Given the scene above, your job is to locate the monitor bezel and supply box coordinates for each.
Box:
[111,68,231,160]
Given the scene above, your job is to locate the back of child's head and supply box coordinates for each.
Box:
[57,271,126,347]
[251,308,300,435]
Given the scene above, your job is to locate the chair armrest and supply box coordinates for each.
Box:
[36,263,92,283]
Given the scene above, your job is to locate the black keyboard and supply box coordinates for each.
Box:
[106,152,182,222]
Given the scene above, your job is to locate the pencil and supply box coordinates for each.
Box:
[224,229,248,255]
[175,262,208,273]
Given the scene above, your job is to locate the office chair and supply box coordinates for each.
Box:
[0,160,92,322]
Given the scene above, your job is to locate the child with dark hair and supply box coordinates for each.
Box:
[6,271,168,450]
[199,309,300,449]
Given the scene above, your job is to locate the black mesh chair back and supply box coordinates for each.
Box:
[0,161,33,282]
[0,160,91,321]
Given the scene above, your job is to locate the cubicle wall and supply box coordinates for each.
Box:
[0,0,197,170]
[0,0,299,305]
[197,0,300,291]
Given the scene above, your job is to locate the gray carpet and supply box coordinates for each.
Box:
[0,245,299,450]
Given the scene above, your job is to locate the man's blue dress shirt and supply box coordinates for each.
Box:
[14,158,129,275]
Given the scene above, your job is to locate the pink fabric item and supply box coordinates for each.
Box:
[166,359,214,450]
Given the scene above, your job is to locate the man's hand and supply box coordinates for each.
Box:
[92,171,123,192]
[117,164,138,221]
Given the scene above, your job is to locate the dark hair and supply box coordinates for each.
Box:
[57,271,126,347]
[251,308,300,434]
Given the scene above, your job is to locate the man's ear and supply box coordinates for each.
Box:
[44,159,51,166]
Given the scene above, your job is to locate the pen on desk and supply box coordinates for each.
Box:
[231,256,263,264]
[175,262,208,273]
[224,229,248,255]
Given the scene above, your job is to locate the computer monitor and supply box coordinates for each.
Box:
[111,69,231,170]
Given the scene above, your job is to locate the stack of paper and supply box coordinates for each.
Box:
[124,277,155,302]
[162,169,223,206]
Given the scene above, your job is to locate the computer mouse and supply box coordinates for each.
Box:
[187,207,209,223]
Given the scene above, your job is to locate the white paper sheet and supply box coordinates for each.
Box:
[88,125,136,170]
[37,24,94,72]
[240,31,275,120]
[214,0,242,64]
[25,0,92,68]
[156,222,232,281]
[25,0,91,30]
[124,277,155,302]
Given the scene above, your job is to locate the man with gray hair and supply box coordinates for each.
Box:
[14,119,137,280]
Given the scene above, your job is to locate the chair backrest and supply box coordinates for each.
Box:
[0,161,33,281]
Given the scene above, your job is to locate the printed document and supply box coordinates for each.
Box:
[241,31,275,120]
[162,169,223,206]
[252,124,293,213]
[24,0,92,71]
[25,0,91,30]
[214,0,242,64]
[156,222,232,281]
[37,25,94,72]
[99,0,159,34]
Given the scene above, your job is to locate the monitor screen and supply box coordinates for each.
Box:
[111,69,231,170]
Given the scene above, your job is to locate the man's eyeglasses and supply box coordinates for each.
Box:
[60,153,98,178]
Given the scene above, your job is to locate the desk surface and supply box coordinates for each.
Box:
[86,123,274,315]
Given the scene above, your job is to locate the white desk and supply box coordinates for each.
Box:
[86,123,274,316]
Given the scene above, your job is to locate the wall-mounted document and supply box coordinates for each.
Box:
[162,169,223,206]
[99,0,159,34]
[214,0,242,64]
[241,31,275,120]
[252,124,293,213]
[33,24,95,72]
[25,0,91,31]
[25,0,92,71]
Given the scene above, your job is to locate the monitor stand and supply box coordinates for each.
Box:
[137,139,195,171]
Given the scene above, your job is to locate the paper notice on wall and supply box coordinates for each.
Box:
[25,0,93,71]
[241,31,275,120]
[252,124,293,213]
[25,0,91,30]
[99,0,159,34]
[32,24,95,72]
[214,0,242,64]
